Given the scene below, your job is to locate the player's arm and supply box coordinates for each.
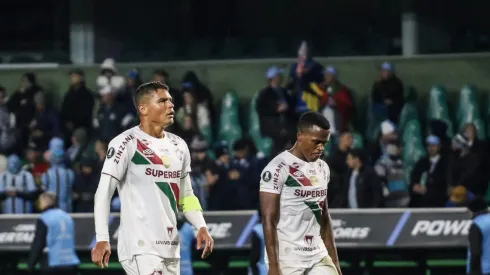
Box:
[178,143,213,258]
[92,137,129,268]
[259,166,284,269]
[321,198,341,275]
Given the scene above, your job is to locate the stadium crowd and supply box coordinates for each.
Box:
[0,41,488,215]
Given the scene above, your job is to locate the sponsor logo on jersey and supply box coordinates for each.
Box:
[0,223,35,244]
[155,239,179,246]
[310,176,318,185]
[410,219,471,237]
[143,148,155,157]
[167,227,174,238]
[160,155,171,168]
[145,168,181,179]
[114,134,135,164]
[292,162,301,169]
[288,166,312,186]
[294,189,327,198]
[304,235,313,246]
[141,139,150,146]
[271,161,286,190]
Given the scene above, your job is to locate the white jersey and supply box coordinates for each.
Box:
[101,126,192,261]
[260,151,330,261]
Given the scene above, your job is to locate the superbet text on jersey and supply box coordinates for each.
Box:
[260,151,330,261]
[101,126,192,261]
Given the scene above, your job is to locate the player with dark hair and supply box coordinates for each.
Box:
[260,111,341,275]
[91,81,213,275]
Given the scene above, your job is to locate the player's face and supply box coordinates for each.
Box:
[147,89,175,127]
[297,126,330,162]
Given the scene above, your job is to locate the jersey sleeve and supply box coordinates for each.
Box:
[180,142,191,178]
[101,135,132,182]
[259,160,287,194]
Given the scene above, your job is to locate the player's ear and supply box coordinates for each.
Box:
[297,130,303,142]
[138,103,148,116]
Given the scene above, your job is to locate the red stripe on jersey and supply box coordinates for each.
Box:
[136,139,163,165]
[169,182,180,206]
[288,166,312,186]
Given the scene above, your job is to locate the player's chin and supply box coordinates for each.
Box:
[309,152,323,161]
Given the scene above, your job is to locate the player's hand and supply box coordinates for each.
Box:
[267,263,281,275]
[195,227,213,259]
[91,241,111,269]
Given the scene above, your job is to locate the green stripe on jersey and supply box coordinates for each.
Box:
[285,175,302,187]
[156,182,178,218]
[304,201,322,224]
[131,151,150,165]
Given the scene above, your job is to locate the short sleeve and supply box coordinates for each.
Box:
[101,136,131,182]
[181,144,191,178]
[260,161,287,194]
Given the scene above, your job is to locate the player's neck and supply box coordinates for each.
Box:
[288,144,307,162]
[139,122,165,139]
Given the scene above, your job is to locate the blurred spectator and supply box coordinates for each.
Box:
[95,58,125,93]
[181,71,214,110]
[205,141,233,210]
[336,149,383,208]
[374,141,409,207]
[176,115,200,145]
[446,185,475,207]
[256,66,294,156]
[0,86,16,154]
[152,69,183,110]
[22,142,50,185]
[93,86,135,141]
[175,87,211,136]
[410,135,448,207]
[40,148,75,212]
[189,137,212,209]
[447,133,486,196]
[7,73,41,152]
[287,41,323,101]
[368,120,398,163]
[94,139,108,170]
[73,157,98,213]
[428,119,451,156]
[230,138,261,210]
[370,62,404,123]
[318,66,355,134]
[0,155,7,173]
[29,92,61,150]
[66,128,90,167]
[326,132,353,205]
[60,69,94,142]
[117,68,142,115]
[464,123,489,184]
[0,154,37,213]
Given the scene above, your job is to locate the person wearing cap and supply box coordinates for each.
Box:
[96,58,125,92]
[93,85,136,142]
[410,135,449,207]
[466,197,490,275]
[117,68,143,115]
[314,65,355,134]
[368,119,398,163]
[447,133,485,196]
[256,66,293,156]
[370,61,404,123]
[23,142,50,186]
[60,68,94,139]
[0,154,37,213]
[29,91,61,150]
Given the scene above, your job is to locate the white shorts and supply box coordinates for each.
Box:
[273,256,339,275]
[120,254,180,275]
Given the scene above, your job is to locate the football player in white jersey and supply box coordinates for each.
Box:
[260,112,341,275]
[91,82,213,275]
